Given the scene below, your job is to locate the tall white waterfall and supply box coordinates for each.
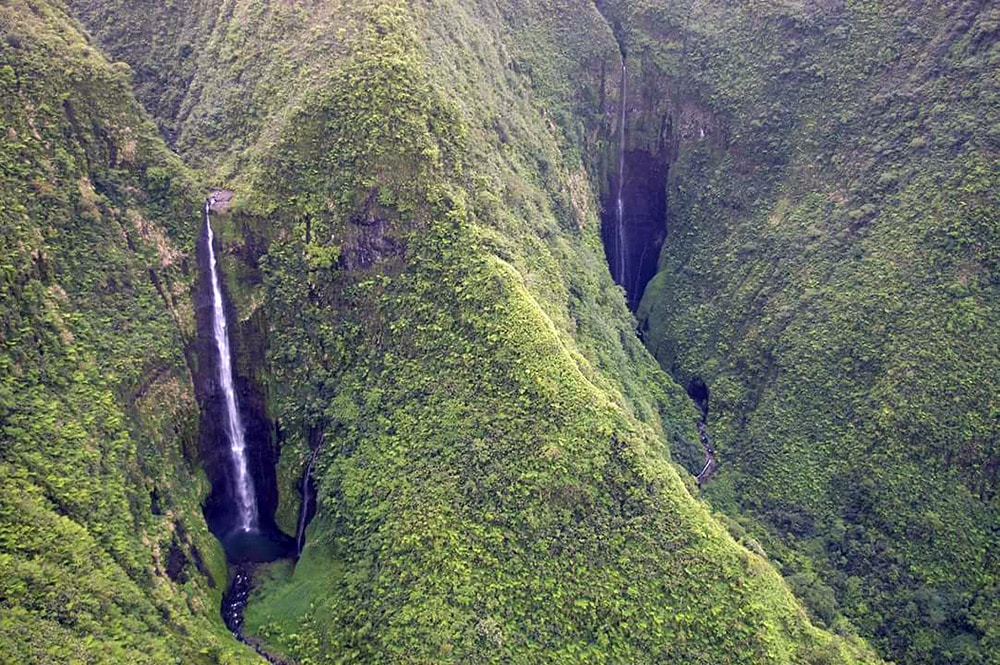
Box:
[615,61,628,286]
[205,199,258,532]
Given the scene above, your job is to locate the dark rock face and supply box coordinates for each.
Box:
[601,147,668,310]
[192,216,292,562]
[686,376,710,418]
[165,539,190,583]
[339,190,406,270]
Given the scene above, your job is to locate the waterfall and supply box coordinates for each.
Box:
[296,446,320,557]
[615,60,628,287]
[205,198,258,533]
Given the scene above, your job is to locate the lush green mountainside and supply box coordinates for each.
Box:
[63,0,883,662]
[0,2,257,662]
[233,4,875,661]
[614,1,999,663]
[8,0,993,662]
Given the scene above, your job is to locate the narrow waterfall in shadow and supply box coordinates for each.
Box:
[600,58,669,311]
[615,60,628,288]
[296,446,321,557]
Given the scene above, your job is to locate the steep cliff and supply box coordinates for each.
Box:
[622,1,999,663]
[0,2,258,662]
[60,0,886,662]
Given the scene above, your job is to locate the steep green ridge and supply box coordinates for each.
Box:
[238,4,867,660]
[65,0,885,662]
[614,1,1000,663]
[0,2,257,662]
[244,2,879,660]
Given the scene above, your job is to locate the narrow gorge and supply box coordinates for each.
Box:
[196,194,301,648]
[592,2,678,315]
[593,27,717,489]
[598,54,669,312]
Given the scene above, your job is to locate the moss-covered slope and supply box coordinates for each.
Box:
[0,2,258,662]
[65,0,886,661]
[623,1,999,663]
[40,0,998,661]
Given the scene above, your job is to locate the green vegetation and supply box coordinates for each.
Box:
[0,2,257,662]
[622,1,1000,663]
[226,2,877,661]
[61,0,888,661]
[4,0,993,662]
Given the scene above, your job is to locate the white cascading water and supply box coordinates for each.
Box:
[296,446,320,556]
[616,61,628,286]
[205,199,258,532]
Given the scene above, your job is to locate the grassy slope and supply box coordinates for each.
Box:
[628,1,999,663]
[61,0,887,662]
[0,2,258,662]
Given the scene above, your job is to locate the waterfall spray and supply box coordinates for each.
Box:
[615,60,628,287]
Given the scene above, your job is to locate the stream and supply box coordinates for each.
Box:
[695,419,718,486]
[687,377,718,486]
[222,564,290,664]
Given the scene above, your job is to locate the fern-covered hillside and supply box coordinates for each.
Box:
[3,0,994,663]
[0,1,260,662]
[619,1,999,663]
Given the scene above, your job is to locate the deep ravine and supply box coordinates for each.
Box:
[199,194,302,662]
[596,36,669,312]
[687,377,718,486]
